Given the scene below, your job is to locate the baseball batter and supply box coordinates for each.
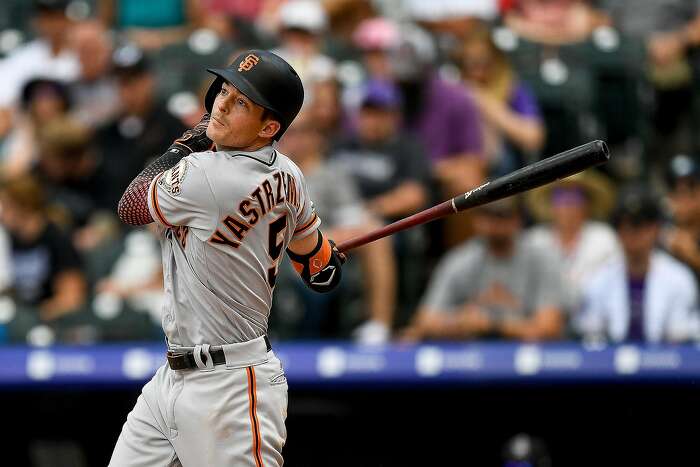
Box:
[109,50,345,466]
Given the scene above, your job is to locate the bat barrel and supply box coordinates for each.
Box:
[335,140,610,253]
[453,140,609,212]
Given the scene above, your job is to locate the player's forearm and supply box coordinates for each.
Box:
[117,114,212,225]
[477,95,545,153]
[117,145,189,225]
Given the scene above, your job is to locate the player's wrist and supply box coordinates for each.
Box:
[173,113,213,154]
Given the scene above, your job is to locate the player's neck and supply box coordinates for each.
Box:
[216,139,272,153]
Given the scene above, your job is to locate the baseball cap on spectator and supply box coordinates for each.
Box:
[666,154,700,189]
[352,18,400,51]
[612,187,662,227]
[112,45,151,79]
[279,0,328,35]
[360,80,402,109]
[20,78,71,111]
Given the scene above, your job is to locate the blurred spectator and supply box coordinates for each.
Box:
[0,0,79,112]
[404,0,496,50]
[577,188,699,343]
[352,17,400,82]
[98,0,206,51]
[198,0,274,49]
[402,197,565,342]
[330,79,431,323]
[525,171,620,312]
[68,21,121,128]
[504,0,604,46]
[272,0,336,87]
[33,117,118,252]
[95,45,186,211]
[0,175,86,321]
[1,78,71,177]
[35,117,100,223]
[322,0,375,61]
[95,227,163,325]
[460,25,545,175]
[500,1,613,160]
[661,155,700,281]
[356,20,484,196]
[276,110,396,344]
[306,76,350,150]
[596,0,700,166]
[383,22,485,247]
[331,80,430,221]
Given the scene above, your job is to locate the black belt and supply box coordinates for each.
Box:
[167,336,271,371]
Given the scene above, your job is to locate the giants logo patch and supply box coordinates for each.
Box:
[238,54,260,72]
[159,158,188,196]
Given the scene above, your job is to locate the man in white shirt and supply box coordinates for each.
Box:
[578,188,699,343]
[0,0,79,110]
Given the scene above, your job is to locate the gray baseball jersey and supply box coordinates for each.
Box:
[147,145,321,347]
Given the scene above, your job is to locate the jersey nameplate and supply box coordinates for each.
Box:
[209,170,300,249]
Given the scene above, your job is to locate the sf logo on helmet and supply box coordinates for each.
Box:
[238,54,260,72]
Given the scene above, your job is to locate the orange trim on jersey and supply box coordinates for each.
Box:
[247,366,264,467]
[294,213,318,234]
[151,173,175,228]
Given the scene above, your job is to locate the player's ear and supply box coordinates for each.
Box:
[259,119,281,140]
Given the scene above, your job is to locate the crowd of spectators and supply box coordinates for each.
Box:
[2,0,700,347]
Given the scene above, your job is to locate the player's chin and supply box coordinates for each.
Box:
[206,123,224,142]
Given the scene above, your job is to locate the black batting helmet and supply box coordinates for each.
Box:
[204,50,304,140]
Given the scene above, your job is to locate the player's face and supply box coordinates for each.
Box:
[206,82,280,151]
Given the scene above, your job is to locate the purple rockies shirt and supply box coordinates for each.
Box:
[509,82,541,120]
[406,74,484,163]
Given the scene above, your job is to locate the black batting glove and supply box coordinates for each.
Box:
[172,113,213,155]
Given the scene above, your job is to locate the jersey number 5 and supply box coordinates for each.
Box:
[267,215,288,288]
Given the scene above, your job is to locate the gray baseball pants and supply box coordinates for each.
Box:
[109,336,288,466]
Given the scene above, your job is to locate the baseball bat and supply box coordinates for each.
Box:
[336,140,610,253]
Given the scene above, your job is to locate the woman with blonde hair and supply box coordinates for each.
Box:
[461,25,545,174]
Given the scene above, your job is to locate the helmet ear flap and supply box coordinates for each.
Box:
[204,76,224,113]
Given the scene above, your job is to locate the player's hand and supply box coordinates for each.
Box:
[173,113,213,154]
[328,239,347,264]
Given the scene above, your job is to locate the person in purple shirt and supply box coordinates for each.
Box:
[356,23,484,247]
[353,19,486,192]
[388,25,485,201]
[460,24,545,176]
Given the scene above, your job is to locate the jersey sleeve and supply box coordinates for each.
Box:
[291,168,322,240]
[147,155,219,240]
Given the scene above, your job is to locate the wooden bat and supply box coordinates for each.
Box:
[336,140,610,253]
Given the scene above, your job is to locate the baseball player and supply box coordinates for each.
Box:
[110,50,345,466]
